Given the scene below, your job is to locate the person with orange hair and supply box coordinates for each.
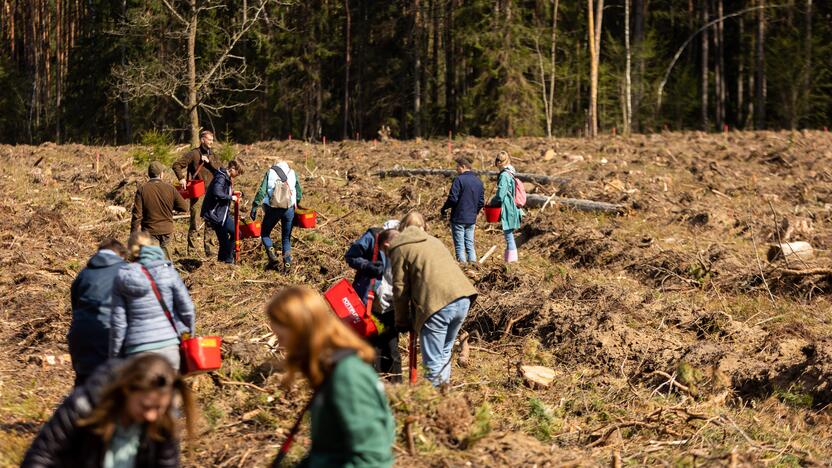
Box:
[266,286,395,466]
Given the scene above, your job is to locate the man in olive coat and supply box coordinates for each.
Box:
[130,161,189,258]
[172,130,219,257]
[386,222,478,386]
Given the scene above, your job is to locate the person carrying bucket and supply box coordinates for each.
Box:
[250,160,303,272]
[384,214,478,387]
[201,160,244,264]
[22,354,196,467]
[440,156,484,264]
[491,151,522,263]
[131,161,189,259]
[266,286,395,467]
[345,220,401,382]
[172,130,218,257]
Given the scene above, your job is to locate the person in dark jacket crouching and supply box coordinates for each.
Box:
[68,238,128,387]
[440,156,484,264]
[21,354,195,468]
[266,286,395,467]
[201,160,243,264]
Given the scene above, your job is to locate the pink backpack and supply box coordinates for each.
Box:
[510,173,527,207]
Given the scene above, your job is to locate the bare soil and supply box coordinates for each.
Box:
[2,131,832,466]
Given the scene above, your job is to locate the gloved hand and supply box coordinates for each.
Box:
[250,207,257,221]
[179,178,187,188]
[440,208,447,218]
[366,261,384,278]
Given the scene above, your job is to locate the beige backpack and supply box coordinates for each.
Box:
[268,165,292,209]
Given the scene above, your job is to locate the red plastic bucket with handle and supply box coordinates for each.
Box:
[178,179,205,199]
[238,220,262,239]
[180,336,222,374]
[324,279,378,338]
[484,206,501,223]
[294,208,317,228]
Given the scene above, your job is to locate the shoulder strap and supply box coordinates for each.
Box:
[271,350,356,467]
[140,266,181,344]
[271,165,288,183]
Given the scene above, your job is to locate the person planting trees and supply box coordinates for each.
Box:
[492,151,523,263]
[109,232,195,371]
[440,156,484,264]
[68,238,128,387]
[345,221,401,382]
[21,354,196,468]
[172,129,218,257]
[384,215,478,386]
[250,159,302,272]
[130,161,189,259]
[266,286,395,466]
[201,160,244,264]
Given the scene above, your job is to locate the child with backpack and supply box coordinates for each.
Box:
[250,160,303,272]
[492,151,524,263]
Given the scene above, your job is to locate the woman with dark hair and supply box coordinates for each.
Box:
[22,354,195,467]
[266,286,395,467]
[201,159,244,264]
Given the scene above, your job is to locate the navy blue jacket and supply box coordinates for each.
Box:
[441,171,485,225]
[68,249,127,383]
[201,167,233,226]
[345,228,388,303]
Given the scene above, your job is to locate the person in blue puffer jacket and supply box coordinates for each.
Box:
[68,238,128,387]
[109,232,196,371]
[201,160,243,264]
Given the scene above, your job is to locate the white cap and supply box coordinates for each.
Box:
[383,219,400,230]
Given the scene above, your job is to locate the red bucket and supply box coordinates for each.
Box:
[180,336,222,374]
[239,220,261,239]
[484,206,501,223]
[294,208,317,229]
[324,279,378,338]
[178,179,205,199]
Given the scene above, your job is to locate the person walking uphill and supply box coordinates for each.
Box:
[266,287,395,467]
[250,160,301,272]
[68,238,128,387]
[385,221,478,386]
[22,354,195,468]
[172,130,219,257]
[492,151,522,263]
[201,160,244,264]
[110,232,195,371]
[440,156,484,264]
[131,161,189,259]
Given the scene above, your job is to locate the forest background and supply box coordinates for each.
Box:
[0,0,829,146]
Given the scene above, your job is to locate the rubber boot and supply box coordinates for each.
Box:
[265,247,280,270]
[506,249,518,263]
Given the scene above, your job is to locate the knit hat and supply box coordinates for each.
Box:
[148,161,165,178]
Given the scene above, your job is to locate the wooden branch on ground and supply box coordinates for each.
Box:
[525,194,627,214]
[778,267,832,276]
[375,168,570,186]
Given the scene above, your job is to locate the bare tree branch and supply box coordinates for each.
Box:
[160,0,188,26]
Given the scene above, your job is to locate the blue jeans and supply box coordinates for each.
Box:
[211,215,235,263]
[261,205,295,263]
[504,229,517,251]
[420,296,471,386]
[451,223,477,263]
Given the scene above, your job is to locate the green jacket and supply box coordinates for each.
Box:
[388,227,478,333]
[492,169,521,231]
[301,354,395,468]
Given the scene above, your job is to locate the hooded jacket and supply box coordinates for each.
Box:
[200,167,233,226]
[345,228,388,304]
[21,359,180,468]
[491,165,522,231]
[388,226,478,333]
[109,250,195,358]
[68,249,127,381]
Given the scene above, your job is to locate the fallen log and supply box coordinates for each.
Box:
[525,194,627,214]
[375,167,570,186]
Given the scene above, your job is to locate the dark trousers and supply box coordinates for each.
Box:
[189,197,215,256]
[210,215,236,263]
[370,310,401,383]
[151,233,171,260]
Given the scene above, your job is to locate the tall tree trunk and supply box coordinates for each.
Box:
[412,0,422,138]
[188,0,199,146]
[624,0,632,135]
[801,0,812,128]
[737,14,745,127]
[700,0,709,131]
[121,0,131,142]
[431,0,439,124]
[754,0,766,129]
[342,0,351,139]
[715,0,725,129]
[444,0,455,134]
[587,0,603,138]
[632,0,645,131]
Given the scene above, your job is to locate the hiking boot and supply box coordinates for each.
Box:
[283,261,292,274]
[265,247,280,270]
